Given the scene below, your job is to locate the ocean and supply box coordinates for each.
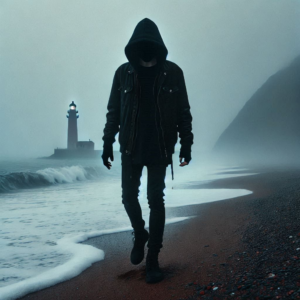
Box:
[0,153,254,300]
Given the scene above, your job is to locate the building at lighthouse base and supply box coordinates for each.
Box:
[50,140,102,159]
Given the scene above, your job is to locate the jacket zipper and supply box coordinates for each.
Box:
[125,74,138,154]
[153,73,163,160]
[156,71,168,159]
[131,75,141,154]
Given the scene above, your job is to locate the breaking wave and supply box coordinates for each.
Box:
[0,166,100,193]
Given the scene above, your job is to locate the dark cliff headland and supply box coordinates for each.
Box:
[213,55,300,166]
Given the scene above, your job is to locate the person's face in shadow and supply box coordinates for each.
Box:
[136,41,158,62]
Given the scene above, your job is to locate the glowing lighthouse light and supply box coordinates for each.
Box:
[70,105,76,110]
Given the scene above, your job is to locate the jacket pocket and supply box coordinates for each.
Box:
[162,86,179,94]
[118,86,134,93]
[123,86,133,94]
[120,86,134,108]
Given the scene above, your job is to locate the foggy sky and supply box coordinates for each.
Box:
[0,0,300,158]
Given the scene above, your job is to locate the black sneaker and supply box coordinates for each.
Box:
[130,229,149,265]
[145,249,164,283]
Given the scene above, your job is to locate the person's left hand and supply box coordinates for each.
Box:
[179,157,189,167]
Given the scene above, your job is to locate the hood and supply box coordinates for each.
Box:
[125,18,168,71]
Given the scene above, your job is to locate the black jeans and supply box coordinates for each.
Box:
[121,153,167,250]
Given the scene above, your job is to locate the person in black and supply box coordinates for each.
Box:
[101,18,193,284]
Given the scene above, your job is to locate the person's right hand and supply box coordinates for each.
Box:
[179,157,190,167]
[102,144,114,170]
[179,146,191,167]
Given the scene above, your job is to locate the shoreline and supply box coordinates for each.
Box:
[18,166,299,299]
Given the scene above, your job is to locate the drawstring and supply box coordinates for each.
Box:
[129,154,133,180]
[171,157,174,180]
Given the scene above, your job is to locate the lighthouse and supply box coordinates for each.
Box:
[50,100,101,158]
[66,101,79,149]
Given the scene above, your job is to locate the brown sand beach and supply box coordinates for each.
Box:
[19,166,300,300]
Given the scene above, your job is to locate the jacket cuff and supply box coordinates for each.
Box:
[179,144,191,155]
[103,142,113,149]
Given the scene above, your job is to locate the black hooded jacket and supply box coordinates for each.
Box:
[102,18,194,180]
[124,18,170,166]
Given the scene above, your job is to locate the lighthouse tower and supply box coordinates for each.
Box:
[66,101,79,149]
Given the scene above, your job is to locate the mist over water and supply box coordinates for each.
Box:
[0,0,299,158]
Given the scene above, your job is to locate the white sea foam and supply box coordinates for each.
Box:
[165,188,252,207]
[0,217,191,300]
